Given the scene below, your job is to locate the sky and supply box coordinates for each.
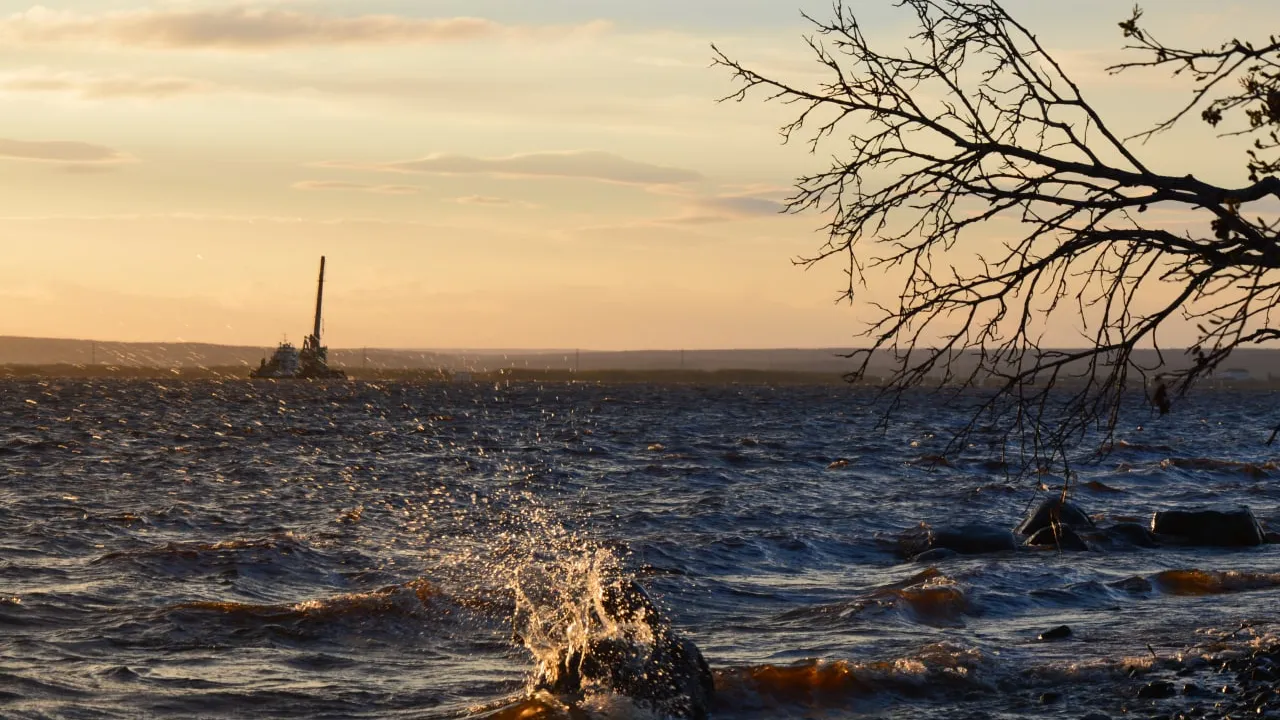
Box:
[0,0,1275,350]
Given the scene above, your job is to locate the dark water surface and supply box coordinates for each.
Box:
[3,379,1280,719]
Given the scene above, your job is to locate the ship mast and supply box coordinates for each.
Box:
[311,256,326,347]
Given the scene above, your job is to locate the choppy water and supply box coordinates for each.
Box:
[3,379,1280,719]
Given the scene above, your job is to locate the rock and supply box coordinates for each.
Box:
[1026,525,1090,551]
[1016,497,1095,536]
[1265,531,1280,544]
[1248,666,1278,682]
[1080,714,1111,720]
[1038,625,1073,641]
[1040,691,1062,704]
[529,577,714,719]
[1150,507,1265,547]
[1137,680,1176,699]
[913,547,960,563]
[930,524,1018,555]
[1103,522,1160,548]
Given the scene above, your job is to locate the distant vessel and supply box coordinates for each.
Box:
[251,257,346,380]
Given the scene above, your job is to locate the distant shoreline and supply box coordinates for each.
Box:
[4,363,1279,390]
[0,363,850,385]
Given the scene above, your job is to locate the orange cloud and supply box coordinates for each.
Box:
[448,195,537,208]
[322,150,702,186]
[0,7,608,50]
[0,70,215,99]
[292,180,419,195]
[0,138,128,164]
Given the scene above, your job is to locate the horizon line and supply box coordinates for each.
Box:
[0,333,1228,354]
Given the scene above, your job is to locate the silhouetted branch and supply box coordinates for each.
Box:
[1110,5,1280,181]
[713,0,1280,468]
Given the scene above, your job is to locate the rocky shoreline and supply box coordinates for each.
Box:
[898,497,1280,719]
[1106,624,1280,720]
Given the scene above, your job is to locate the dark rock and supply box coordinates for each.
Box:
[1265,531,1280,544]
[1040,691,1062,704]
[1016,497,1095,536]
[1249,666,1278,682]
[1105,522,1160,548]
[1182,683,1203,696]
[1150,507,1265,547]
[1138,680,1176,699]
[529,577,714,719]
[1038,625,1073,641]
[1080,714,1111,720]
[929,524,1018,555]
[1026,525,1090,551]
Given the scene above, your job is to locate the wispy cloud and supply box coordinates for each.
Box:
[322,150,702,186]
[572,187,791,231]
[660,188,790,225]
[0,7,609,50]
[292,180,418,195]
[0,137,129,165]
[448,195,538,208]
[0,69,216,99]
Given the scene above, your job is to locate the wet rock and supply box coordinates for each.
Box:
[1040,691,1062,704]
[1265,531,1280,544]
[1038,625,1073,641]
[929,524,1018,555]
[1138,680,1176,699]
[1016,497,1095,536]
[1080,714,1111,720]
[529,577,714,719]
[1102,522,1160,548]
[1026,525,1090,551]
[1150,507,1265,547]
[1247,666,1278,682]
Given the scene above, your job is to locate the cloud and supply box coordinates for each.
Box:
[695,195,788,217]
[0,7,609,50]
[323,150,702,186]
[292,180,419,195]
[448,195,538,209]
[659,190,790,225]
[0,138,128,164]
[0,70,215,99]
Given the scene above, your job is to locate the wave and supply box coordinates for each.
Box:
[167,579,437,623]
[776,568,969,628]
[1105,440,1177,453]
[1158,457,1277,476]
[1151,569,1280,596]
[1083,479,1126,493]
[93,533,313,564]
[714,643,986,712]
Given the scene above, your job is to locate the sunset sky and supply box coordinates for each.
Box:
[1,0,1274,350]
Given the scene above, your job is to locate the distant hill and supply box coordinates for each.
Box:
[0,335,1276,381]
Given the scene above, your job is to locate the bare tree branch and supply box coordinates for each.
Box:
[713,0,1280,470]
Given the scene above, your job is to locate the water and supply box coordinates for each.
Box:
[3,378,1280,719]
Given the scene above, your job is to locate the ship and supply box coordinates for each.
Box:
[250,257,347,380]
